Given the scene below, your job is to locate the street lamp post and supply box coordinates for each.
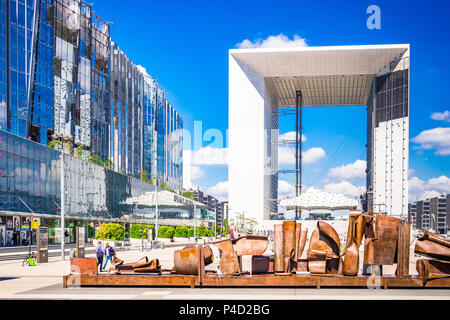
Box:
[193,202,196,241]
[60,151,65,260]
[155,177,159,240]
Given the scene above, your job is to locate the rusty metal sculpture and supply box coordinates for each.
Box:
[134,259,161,273]
[414,230,450,281]
[174,245,213,275]
[343,212,365,275]
[283,221,296,273]
[212,235,269,275]
[415,230,450,261]
[297,229,308,260]
[416,259,450,281]
[307,221,341,274]
[363,213,402,266]
[116,256,162,274]
[234,235,268,256]
[212,239,241,275]
[273,224,284,273]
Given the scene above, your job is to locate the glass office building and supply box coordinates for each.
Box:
[0,129,209,246]
[157,98,183,191]
[0,0,183,191]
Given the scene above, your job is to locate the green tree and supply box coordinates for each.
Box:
[181,190,195,200]
[94,223,125,241]
[222,218,230,236]
[74,145,84,159]
[235,212,246,233]
[88,153,105,167]
[246,217,257,233]
[160,182,170,191]
[130,224,154,239]
[104,157,113,170]
[158,226,175,239]
[48,139,62,150]
[174,226,189,238]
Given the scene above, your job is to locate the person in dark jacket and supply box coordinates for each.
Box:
[95,241,105,272]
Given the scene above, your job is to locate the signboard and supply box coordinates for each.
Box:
[78,227,85,249]
[39,226,48,251]
[76,226,86,258]
[21,225,29,231]
[174,195,194,206]
[37,226,48,263]
[31,221,38,229]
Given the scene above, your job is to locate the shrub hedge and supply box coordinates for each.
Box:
[130,224,155,239]
[174,226,189,238]
[158,226,175,239]
[94,223,125,241]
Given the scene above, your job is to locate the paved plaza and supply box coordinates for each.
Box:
[0,244,448,300]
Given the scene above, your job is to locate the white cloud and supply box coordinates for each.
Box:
[278,180,296,199]
[422,190,441,200]
[185,147,228,166]
[207,181,228,201]
[408,175,449,202]
[427,175,450,192]
[430,110,450,122]
[323,180,365,198]
[278,131,306,144]
[278,147,326,165]
[302,147,326,164]
[191,166,205,181]
[236,33,308,49]
[411,127,450,155]
[328,160,366,180]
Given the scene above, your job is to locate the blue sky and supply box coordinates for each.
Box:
[92,0,450,201]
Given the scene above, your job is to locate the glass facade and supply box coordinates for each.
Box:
[0,128,210,246]
[0,128,61,214]
[0,0,8,130]
[156,98,183,190]
[374,69,409,127]
[0,0,182,191]
[28,0,54,145]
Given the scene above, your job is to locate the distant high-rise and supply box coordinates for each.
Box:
[409,194,449,234]
[0,0,182,190]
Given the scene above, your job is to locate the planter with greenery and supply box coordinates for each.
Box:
[157,226,175,239]
[130,224,155,239]
[94,223,125,246]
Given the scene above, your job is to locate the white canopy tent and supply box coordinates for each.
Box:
[279,188,358,211]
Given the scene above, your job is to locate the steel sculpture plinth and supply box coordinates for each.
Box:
[63,212,450,289]
[70,258,98,275]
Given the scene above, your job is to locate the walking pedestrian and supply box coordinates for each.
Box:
[95,241,105,272]
[103,242,115,272]
[230,224,234,239]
